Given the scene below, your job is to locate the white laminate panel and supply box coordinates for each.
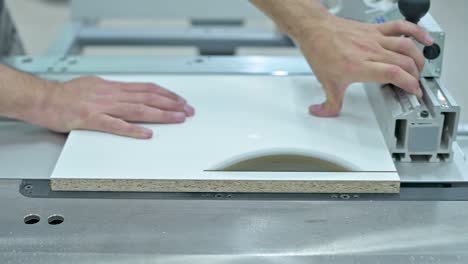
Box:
[51,75,397,192]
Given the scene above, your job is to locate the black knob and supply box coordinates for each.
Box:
[398,0,431,24]
[423,44,441,60]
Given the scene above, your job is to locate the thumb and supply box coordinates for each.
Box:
[309,81,348,117]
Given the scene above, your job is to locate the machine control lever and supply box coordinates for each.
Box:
[398,0,431,24]
[398,0,441,61]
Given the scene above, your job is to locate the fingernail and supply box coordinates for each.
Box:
[184,105,195,116]
[142,129,153,139]
[173,112,186,122]
[425,34,434,44]
[417,89,423,99]
[310,104,340,117]
[310,104,324,114]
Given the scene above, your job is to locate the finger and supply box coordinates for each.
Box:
[82,115,153,139]
[108,103,187,123]
[371,48,420,79]
[377,20,434,46]
[309,81,347,118]
[380,36,425,71]
[117,92,195,116]
[362,62,423,98]
[184,105,195,117]
[116,82,186,103]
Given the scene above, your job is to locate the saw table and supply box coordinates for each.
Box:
[2,0,468,263]
[1,56,468,264]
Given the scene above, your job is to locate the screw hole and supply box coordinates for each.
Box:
[24,184,33,190]
[340,194,351,200]
[24,214,40,225]
[48,215,64,225]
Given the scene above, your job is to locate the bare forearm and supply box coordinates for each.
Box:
[0,64,55,124]
[250,0,330,40]
[0,64,194,139]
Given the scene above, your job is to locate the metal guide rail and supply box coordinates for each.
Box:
[16,178,468,201]
[367,78,460,163]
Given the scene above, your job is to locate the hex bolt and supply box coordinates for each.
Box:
[420,110,429,118]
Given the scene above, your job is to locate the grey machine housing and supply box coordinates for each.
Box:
[367,7,460,162]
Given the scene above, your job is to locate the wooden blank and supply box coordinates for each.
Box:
[50,75,399,193]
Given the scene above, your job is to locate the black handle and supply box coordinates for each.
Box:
[398,0,431,24]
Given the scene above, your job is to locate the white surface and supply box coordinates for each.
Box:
[51,75,396,182]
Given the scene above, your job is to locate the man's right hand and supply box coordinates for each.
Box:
[297,17,433,117]
[251,0,433,117]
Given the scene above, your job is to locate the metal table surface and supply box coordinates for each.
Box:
[1,177,468,263]
[1,56,468,263]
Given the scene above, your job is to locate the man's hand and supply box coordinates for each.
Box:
[298,17,433,117]
[0,65,194,139]
[251,0,434,117]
